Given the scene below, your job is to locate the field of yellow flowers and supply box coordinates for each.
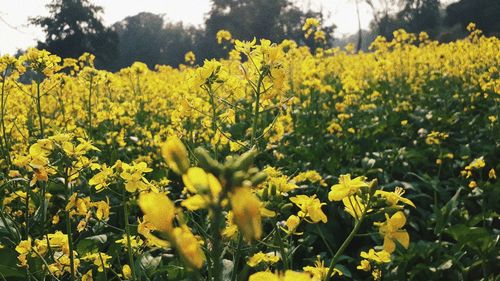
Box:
[0,22,498,281]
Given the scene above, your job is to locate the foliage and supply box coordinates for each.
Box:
[0,23,498,281]
[110,13,199,71]
[30,0,118,68]
[445,0,500,37]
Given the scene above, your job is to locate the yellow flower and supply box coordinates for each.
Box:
[464,157,485,170]
[230,186,262,241]
[161,136,190,175]
[328,174,368,201]
[292,170,326,186]
[247,251,280,267]
[82,270,93,281]
[137,219,170,248]
[468,180,478,189]
[281,215,303,235]
[171,226,205,269]
[120,162,153,193]
[83,252,111,272]
[94,200,110,220]
[488,168,496,180]
[249,270,312,281]
[374,212,410,253]
[249,272,280,281]
[360,248,391,263]
[289,195,327,223]
[375,187,415,208]
[47,231,69,254]
[181,194,208,211]
[342,195,366,219]
[89,164,114,191]
[234,38,256,54]
[122,264,132,280]
[184,51,196,65]
[222,212,239,239]
[15,238,32,255]
[303,256,342,280]
[138,192,175,234]
[216,29,232,44]
[182,167,221,196]
[357,259,371,271]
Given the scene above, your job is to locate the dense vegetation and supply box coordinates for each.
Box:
[0,22,498,281]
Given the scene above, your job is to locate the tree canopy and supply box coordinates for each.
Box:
[30,0,118,67]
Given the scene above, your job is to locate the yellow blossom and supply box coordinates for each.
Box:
[289,195,327,223]
[328,174,368,201]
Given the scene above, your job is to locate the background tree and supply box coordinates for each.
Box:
[369,0,441,39]
[111,13,198,70]
[30,0,118,68]
[201,0,335,59]
[445,0,500,37]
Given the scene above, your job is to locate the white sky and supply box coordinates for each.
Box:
[0,0,456,55]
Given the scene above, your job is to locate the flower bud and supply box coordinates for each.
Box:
[161,136,190,175]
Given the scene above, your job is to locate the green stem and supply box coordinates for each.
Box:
[273,222,289,269]
[123,198,138,281]
[250,73,265,147]
[316,225,335,258]
[0,74,11,165]
[230,234,243,281]
[0,207,16,241]
[24,183,30,238]
[88,75,93,136]
[207,84,218,160]
[40,182,46,227]
[325,184,375,281]
[65,170,75,281]
[36,80,44,138]
[210,205,224,281]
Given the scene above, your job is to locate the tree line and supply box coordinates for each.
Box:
[27,0,500,70]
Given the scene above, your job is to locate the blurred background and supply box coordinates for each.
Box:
[0,0,498,70]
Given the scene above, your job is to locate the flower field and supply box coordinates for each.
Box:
[0,23,498,281]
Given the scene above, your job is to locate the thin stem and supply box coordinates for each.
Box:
[0,74,11,165]
[0,207,16,241]
[24,183,30,238]
[36,80,44,138]
[210,204,224,281]
[250,72,265,147]
[123,198,138,281]
[87,75,93,136]
[325,183,376,281]
[40,182,47,228]
[230,233,243,281]
[206,84,219,160]
[64,169,75,281]
[273,222,289,269]
[316,225,335,258]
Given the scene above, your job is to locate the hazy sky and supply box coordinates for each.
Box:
[0,0,455,55]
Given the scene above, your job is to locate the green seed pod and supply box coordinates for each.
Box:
[194,147,222,174]
[280,203,293,213]
[232,171,246,187]
[261,187,269,201]
[247,167,259,176]
[250,172,268,186]
[230,149,257,172]
[270,184,277,196]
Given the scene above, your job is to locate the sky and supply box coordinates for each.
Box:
[0,0,455,55]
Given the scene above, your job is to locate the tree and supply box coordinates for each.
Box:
[30,0,117,68]
[202,0,335,59]
[445,0,500,37]
[369,0,441,39]
[111,12,199,70]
